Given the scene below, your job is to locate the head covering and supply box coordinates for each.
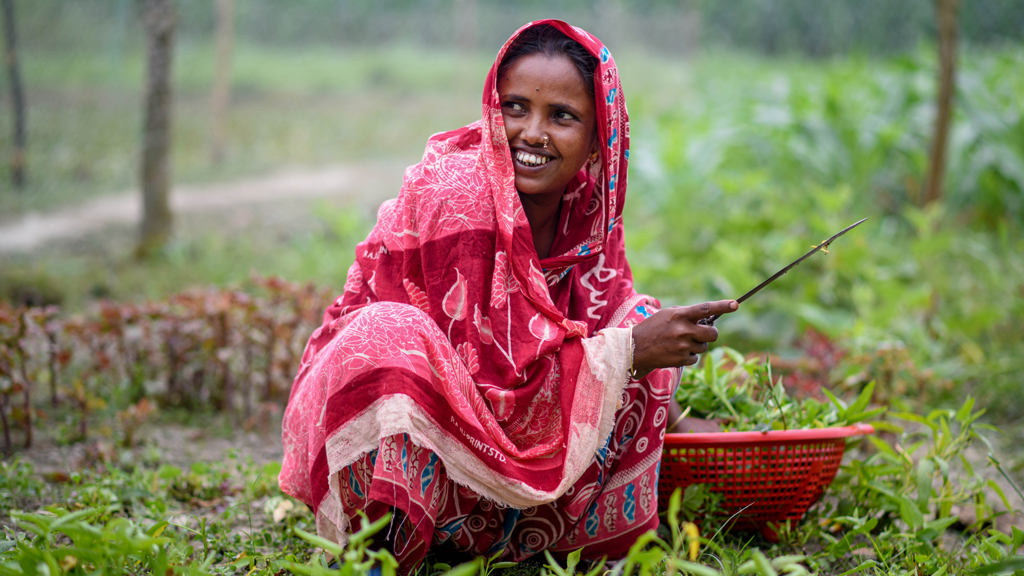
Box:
[481,20,631,294]
[324,17,635,387]
[281,20,669,570]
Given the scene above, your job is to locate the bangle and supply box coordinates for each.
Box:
[628,324,639,380]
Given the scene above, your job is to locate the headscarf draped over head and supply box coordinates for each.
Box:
[281,19,668,561]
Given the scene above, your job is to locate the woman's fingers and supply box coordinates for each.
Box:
[632,301,737,372]
[679,300,738,321]
[692,324,718,344]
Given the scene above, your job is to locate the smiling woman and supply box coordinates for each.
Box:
[279,20,737,573]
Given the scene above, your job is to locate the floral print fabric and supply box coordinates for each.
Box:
[279,19,676,572]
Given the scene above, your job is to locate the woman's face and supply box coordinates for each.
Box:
[498,53,598,199]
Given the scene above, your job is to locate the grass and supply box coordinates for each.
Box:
[0,41,491,217]
[2,34,1024,576]
[2,395,1022,575]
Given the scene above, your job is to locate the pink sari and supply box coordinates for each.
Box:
[280,20,677,571]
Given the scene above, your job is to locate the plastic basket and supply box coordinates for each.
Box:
[657,424,874,540]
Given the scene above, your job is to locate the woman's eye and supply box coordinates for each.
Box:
[555,111,576,121]
[504,102,525,112]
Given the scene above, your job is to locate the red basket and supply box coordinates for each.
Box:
[657,424,874,540]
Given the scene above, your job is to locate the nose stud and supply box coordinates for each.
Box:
[541,136,549,148]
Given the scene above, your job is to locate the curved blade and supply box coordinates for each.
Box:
[699,218,867,325]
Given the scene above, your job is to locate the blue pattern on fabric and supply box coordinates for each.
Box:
[636,305,651,318]
[624,149,630,159]
[348,468,365,498]
[623,484,636,523]
[420,452,438,496]
[585,502,601,537]
[596,433,611,465]
[608,127,618,148]
[600,46,610,63]
[620,433,633,449]
[606,87,617,105]
[487,509,522,555]
[369,449,378,466]
[578,245,591,256]
[434,517,467,543]
[609,174,617,191]
[608,216,615,232]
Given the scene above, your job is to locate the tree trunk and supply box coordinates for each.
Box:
[137,0,176,258]
[210,0,233,164]
[923,0,959,206]
[1,0,26,189]
[0,389,10,455]
[18,345,30,448]
[47,333,59,406]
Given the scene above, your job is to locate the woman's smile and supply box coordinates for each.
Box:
[514,149,553,167]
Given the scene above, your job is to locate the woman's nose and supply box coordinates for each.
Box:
[520,117,547,148]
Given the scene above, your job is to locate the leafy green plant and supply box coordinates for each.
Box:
[676,347,883,431]
[2,505,212,575]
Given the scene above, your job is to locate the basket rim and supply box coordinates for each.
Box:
[663,423,874,447]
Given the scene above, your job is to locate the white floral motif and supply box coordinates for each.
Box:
[490,252,521,309]
[343,262,363,293]
[442,268,468,340]
[528,313,558,356]
[473,304,494,345]
[456,342,479,375]
[403,279,430,313]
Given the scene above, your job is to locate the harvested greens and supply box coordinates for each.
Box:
[675,347,883,432]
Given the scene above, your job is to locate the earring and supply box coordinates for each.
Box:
[541,136,549,149]
[588,151,599,165]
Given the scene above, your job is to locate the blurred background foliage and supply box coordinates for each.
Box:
[0,0,1022,421]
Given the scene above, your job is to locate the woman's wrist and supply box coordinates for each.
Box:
[628,326,653,380]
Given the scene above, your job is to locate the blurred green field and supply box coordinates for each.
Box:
[0,42,493,216]
[2,36,1024,419]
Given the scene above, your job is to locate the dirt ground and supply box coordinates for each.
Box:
[19,417,286,475]
[0,162,403,255]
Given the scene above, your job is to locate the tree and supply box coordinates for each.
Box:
[210,0,233,164]
[137,0,177,258]
[923,0,959,206]
[2,0,26,190]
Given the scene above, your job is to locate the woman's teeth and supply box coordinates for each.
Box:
[516,151,551,167]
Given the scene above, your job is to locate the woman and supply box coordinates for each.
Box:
[280,20,737,571]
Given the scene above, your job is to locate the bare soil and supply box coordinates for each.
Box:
[0,163,402,254]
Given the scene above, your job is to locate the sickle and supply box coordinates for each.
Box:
[698,218,868,326]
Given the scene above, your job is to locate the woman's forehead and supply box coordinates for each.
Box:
[498,53,593,107]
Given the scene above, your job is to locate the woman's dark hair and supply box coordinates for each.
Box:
[497,24,600,101]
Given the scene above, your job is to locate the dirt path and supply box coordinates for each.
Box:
[0,164,402,254]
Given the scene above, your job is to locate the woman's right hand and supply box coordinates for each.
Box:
[630,300,738,378]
